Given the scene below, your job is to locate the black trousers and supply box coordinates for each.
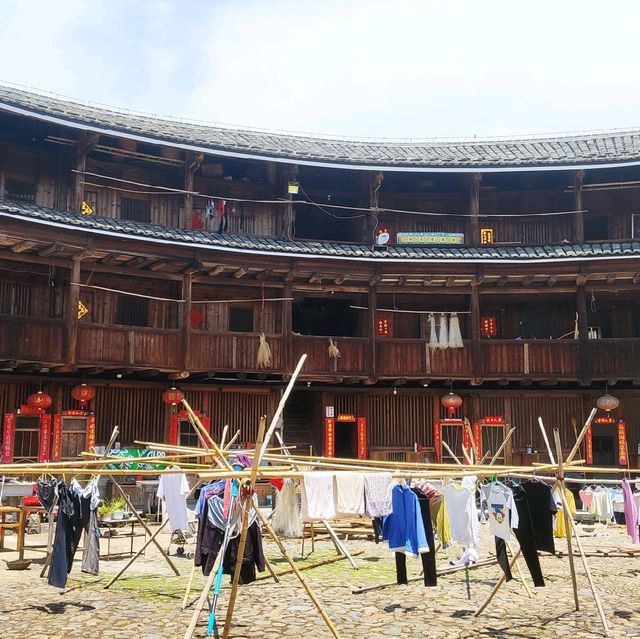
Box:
[499,485,545,587]
[49,486,91,588]
[393,489,437,587]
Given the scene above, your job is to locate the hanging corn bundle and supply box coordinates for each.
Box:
[428,313,439,350]
[449,313,464,348]
[438,312,449,348]
[256,332,273,369]
[328,337,341,359]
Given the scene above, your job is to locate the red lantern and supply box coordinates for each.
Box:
[71,384,95,407]
[596,393,619,412]
[26,391,52,410]
[162,387,185,406]
[441,392,462,417]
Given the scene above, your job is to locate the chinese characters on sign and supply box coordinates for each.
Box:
[480,228,494,244]
[396,232,465,245]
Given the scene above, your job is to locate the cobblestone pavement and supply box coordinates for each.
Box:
[1,521,639,638]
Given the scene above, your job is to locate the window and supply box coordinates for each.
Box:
[4,178,37,204]
[178,419,200,448]
[13,415,40,462]
[0,282,31,316]
[120,197,152,223]
[584,216,609,241]
[115,295,149,327]
[632,214,640,239]
[229,306,254,333]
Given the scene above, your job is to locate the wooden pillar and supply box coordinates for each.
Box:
[576,284,590,384]
[363,172,384,243]
[280,165,299,238]
[282,280,293,372]
[183,152,203,230]
[71,133,99,214]
[468,172,482,246]
[470,280,482,382]
[368,285,378,382]
[66,257,81,366]
[182,273,193,373]
[574,170,585,244]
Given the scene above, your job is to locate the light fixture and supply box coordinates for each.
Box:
[287,180,300,195]
[116,373,122,379]
[393,387,397,396]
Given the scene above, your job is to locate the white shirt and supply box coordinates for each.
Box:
[334,472,365,517]
[301,472,336,521]
[441,481,479,547]
[588,487,614,522]
[482,484,519,541]
[157,471,190,532]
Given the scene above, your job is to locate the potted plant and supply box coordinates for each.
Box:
[98,497,127,521]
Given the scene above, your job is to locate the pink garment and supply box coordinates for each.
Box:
[579,489,593,508]
[622,479,639,544]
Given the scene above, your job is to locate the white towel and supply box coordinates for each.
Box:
[334,472,365,517]
[364,472,393,518]
[301,472,336,521]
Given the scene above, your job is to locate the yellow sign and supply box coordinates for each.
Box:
[77,300,89,320]
[81,200,94,216]
[480,228,494,244]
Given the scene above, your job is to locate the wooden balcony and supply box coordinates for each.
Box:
[0,315,64,363]
[0,314,637,383]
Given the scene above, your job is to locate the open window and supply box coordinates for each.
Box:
[229,306,254,333]
[584,216,609,241]
[115,295,150,327]
[120,196,152,223]
[292,297,360,337]
[4,177,37,204]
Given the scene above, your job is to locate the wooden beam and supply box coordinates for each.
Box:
[633,273,640,285]
[284,269,296,283]
[308,272,323,284]
[497,275,508,287]
[422,277,432,287]
[574,170,585,244]
[547,275,559,287]
[38,244,65,257]
[468,172,482,247]
[334,274,348,285]
[233,267,249,279]
[10,240,37,253]
[522,275,535,286]
[470,378,483,386]
[148,260,169,271]
[168,370,190,380]
[182,273,192,373]
[576,272,589,286]
[182,261,202,275]
[497,379,510,386]
[519,379,533,386]
[606,273,616,285]
[0,360,16,369]
[369,273,382,286]
[52,365,77,373]
[15,363,43,373]
[126,256,148,268]
[72,131,99,214]
[208,265,225,277]
[66,257,81,366]
[81,367,105,376]
[183,151,203,229]
[256,269,273,281]
[540,378,559,386]
[445,276,456,287]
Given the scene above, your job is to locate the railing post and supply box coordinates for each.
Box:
[574,170,585,244]
[470,281,482,382]
[368,285,377,381]
[282,280,292,373]
[182,273,192,373]
[66,257,81,366]
[576,284,590,384]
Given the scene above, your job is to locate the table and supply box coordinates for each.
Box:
[0,506,27,560]
[100,517,147,560]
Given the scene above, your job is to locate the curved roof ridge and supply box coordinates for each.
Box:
[3,200,640,265]
[2,84,640,171]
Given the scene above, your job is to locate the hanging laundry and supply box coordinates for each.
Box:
[609,487,625,524]
[621,479,639,543]
[553,487,576,538]
[448,313,464,348]
[205,199,215,220]
[301,472,336,521]
[428,313,438,350]
[334,472,365,517]
[271,479,302,537]
[438,313,449,348]
[364,472,393,518]
[441,479,479,547]
[482,483,519,541]
[382,484,429,556]
[588,486,614,523]
[501,481,546,587]
[578,487,593,509]
[522,480,557,554]
[157,469,190,532]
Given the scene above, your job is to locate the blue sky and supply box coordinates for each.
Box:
[2,0,640,138]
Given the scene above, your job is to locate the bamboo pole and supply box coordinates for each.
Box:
[464,418,479,461]
[553,428,610,636]
[441,440,463,465]
[488,427,516,466]
[566,407,597,465]
[537,417,556,464]
[256,550,364,581]
[474,550,522,616]
[221,416,268,639]
[182,563,198,610]
[550,428,579,612]
[219,424,229,450]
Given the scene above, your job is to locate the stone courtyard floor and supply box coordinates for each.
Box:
[1,521,639,638]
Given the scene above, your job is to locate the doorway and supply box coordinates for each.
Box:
[335,421,358,458]
[592,436,615,466]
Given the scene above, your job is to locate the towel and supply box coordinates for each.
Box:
[364,472,393,518]
[334,472,365,517]
[301,472,336,521]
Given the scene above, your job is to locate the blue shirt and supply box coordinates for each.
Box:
[382,484,429,556]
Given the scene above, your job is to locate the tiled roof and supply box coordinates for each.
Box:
[3,200,640,264]
[1,85,640,170]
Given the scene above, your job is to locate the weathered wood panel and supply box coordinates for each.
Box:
[588,339,640,378]
[527,341,578,376]
[292,336,366,375]
[190,333,282,372]
[376,339,426,377]
[481,341,526,376]
[77,325,128,364]
[0,316,64,362]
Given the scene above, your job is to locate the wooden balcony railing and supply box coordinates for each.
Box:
[0,314,638,382]
[0,315,64,363]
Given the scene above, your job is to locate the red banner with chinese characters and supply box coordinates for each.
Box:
[584,426,593,465]
[39,414,51,462]
[357,417,367,459]
[433,421,442,461]
[2,413,14,463]
[462,425,472,464]
[52,414,62,461]
[324,418,335,457]
[473,422,483,459]
[169,414,179,445]
[86,414,96,451]
[617,420,628,466]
